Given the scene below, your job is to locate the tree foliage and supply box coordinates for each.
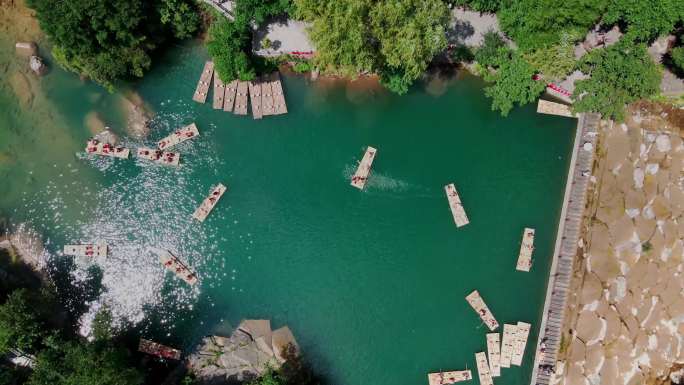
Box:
[572,39,661,121]
[29,339,144,385]
[27,0,200,90]
[603,0,684,42]
[671,46,684,74]
[475,31,510,68]
[294,0,449,93]
[498,0,607,51]
[483,54,546,116]
[451,0,501,13]
[522,31,578,81]
[0,289,44,355]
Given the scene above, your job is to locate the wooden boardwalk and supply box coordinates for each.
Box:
[500,323,516,368]
[192,183,227,222]
[224,80,237,112]
[157,123,199,150]
[465,290,498,331]
[193,61,214,103]
[427,370,472,385]
[475,352,494,385]
[85,139,130,159]
[511,321,531,366]
[516,227,535,271]
[271,72,288,114]
[158,250,198,285]
[249,80,263,119]
[213,72,225,109]
[351,146,377,189]
[261,76,275,116]
[136,148,180,166]
[234,81,249,115]
[63,243,107,257]
[444,183,469,227]
[528,113,600,385]
[486,333,501,377]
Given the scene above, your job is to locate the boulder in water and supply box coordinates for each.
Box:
[15,41,37,56]
[29,55,47,76]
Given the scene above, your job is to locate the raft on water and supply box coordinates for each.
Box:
[500,323,517,368]
[511,321,531,366]
[63,243,107,258]
[427,370,472,385]
[475,352,494,385]
[351,146,377,190]
[465,290,499,331]
[138,338,181,360]
[85,139,130,159]
[486,333,501,377]
[444,183,469,227]
[157,123,200,150]
[192,183,227,222]
[536,99,575,118]
[516,227,535,272]
[136,147,180,166]
[193,61,214,104]
[158,249,198,285]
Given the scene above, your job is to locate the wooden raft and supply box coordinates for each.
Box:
[500,323,517,368]
[85,139,130,159]
[248,80,263,119]
[136,147,180,166]
[511,321,531,366]
[444,183,469,227]
[475,352,494,385]
[537,100,575,118]
[427,370,472,385]
[351,146,377,190]
[465,290,499,331]
[234,81,249,115]
[193,61,214,103]
[138,338,181,360]
[158,250,198,285]
[157,123,200,150]
[271,72,288,115]
[224,80,238,112]
[261,77,274,116]
[516,227,535,272]
[63,243,107,258]
[192,183,227,222]
[213,71,226,109]
[486,333,501,377]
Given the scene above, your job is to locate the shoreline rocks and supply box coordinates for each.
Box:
[29,55,46,76]
[188,319,299,383]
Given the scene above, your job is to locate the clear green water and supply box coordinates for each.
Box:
[0,39,576,385]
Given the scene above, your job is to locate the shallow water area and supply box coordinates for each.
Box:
[0,39,576,385]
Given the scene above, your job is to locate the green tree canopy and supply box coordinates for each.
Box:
[29,339,143,385]
[0,289,44,355]
[671,46,684,74]
[452,0,501,12]
[603,0,684,42]
[207,19,258,82]
[483,53,546,116]
[572,39,661,121]
[475,31,510,68]
[498,0,607,51]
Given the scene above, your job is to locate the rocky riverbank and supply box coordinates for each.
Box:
[556,104,684,385]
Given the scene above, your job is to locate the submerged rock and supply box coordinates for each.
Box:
[188,319,299,383]
[15,41,37,56]
[119,91,153,139]
[9,71,33,108]
[84,111,106,135]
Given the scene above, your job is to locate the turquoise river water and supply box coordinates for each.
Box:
[0,40,576,385]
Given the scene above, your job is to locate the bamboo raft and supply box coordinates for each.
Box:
[271,72,288,115]
[157,123,200,150]
[427,370,472,385]
[511,321,531,366]
[465,290,498,331]
[213,71,226,109]
[536,100,575,118]
[85,139,130,159]
[224,80,238,112]
[249,80,263,119]
[136,147,180,166]
[234,81,249,115]
[261,77,274,116]
[192,183,227,222]
[193,61,214,103]
[63,243,107,258]
[351,146,377,189]
[444,183,469,227]
[158,250,198,285]
[486,333,501,377]
[138,338,181,360]
[475,352,494,385]
[516,227,535,272]
[500,323,517,368]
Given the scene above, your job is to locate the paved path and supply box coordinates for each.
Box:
[528,112,600,385]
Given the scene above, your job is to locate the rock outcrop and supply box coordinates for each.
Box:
[15,42,37,57]
[188,319,299,383]
[29,55,46,76]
